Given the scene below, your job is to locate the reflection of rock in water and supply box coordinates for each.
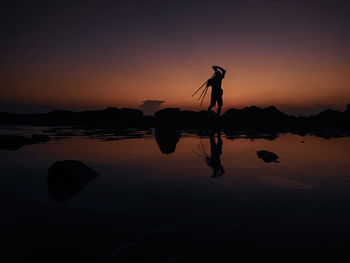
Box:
[257,150,279,163]
[47,160,100,201]
[155,128,181,154]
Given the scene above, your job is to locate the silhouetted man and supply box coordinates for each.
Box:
[206,132,224,178]
[207,65,226,115]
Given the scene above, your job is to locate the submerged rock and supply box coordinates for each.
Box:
[257,150,279,163]
[0,135,32,150]
[47,160,100,201]
[31,134,51,143]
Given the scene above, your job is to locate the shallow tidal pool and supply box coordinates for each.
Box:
[1,127,350,262]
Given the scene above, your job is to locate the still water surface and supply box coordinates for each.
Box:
[1,127,350,261]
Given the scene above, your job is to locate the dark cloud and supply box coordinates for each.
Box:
[140,100,165,115]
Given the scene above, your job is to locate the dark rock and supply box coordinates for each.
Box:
[47,160,100,201]
[221,105,292,129]
[154,108,219,128]
[345,104,350,126]
[0,107,143,127]
[0,135,32,150]
[76,107,143,127]
[1,104,350,136]
[31,134,51,143]
[154,108,181,127]
[257,150,279,163]
[0,134,51,150]
[308,109,344,128]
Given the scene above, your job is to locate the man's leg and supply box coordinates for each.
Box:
[208,94,215,112]
[217,94,223,115]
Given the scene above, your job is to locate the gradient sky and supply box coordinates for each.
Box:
[1,0,349,115]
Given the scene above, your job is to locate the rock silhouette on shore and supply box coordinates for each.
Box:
[0,134,50,150]
[1,104,350,138]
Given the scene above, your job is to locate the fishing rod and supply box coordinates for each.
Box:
[198,83,208,101]
[191,80,208,97]
[200,85,209,106]
[191,72,215,98]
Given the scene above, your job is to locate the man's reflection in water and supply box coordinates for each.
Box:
[199,132,225,178]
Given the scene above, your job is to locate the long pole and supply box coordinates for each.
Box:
[192,72,215,97]
[192,80,208,97]
[200,85,209,106]
[198,83,208,101]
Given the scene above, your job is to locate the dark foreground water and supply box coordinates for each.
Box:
[1,126,350,262]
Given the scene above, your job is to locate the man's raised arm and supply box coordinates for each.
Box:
[217,66,226,78]
[213,65,226,77]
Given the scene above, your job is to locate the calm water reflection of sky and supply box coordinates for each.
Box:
[1,129,350,260]
[1,129,350,203]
